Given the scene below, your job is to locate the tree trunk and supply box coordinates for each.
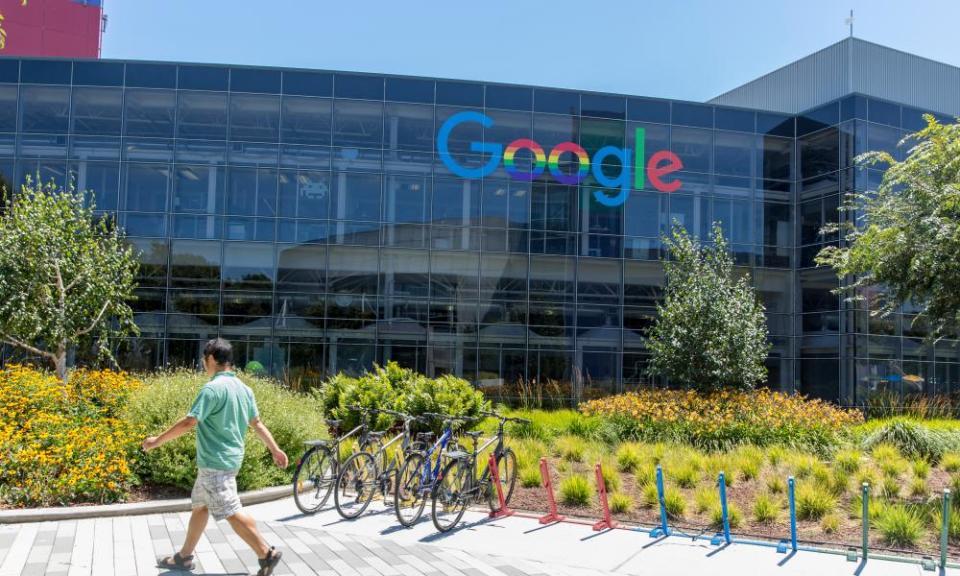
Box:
[54,345,68,396]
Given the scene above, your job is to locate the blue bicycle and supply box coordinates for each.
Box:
[393,412,472,527]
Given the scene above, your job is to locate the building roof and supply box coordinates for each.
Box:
[709,38,960,117]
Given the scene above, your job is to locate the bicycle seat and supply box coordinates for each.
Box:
[325,419,341,429]
[304,439,331,447]
[461,431,483,439]
[366,431,386,439]
[416,432,435,442]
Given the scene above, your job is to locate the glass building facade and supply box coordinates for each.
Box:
[0,57,957,404]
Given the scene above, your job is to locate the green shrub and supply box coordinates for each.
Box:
[766,445,786,467]
[789,454,817,479]
[519,466,542,489]
[880,458,907,479]
[553,435,587,462]
[710,502,742,529]
[876,505,926,548]
[635,463,657,487]
[318,363,488,433]
[870,442,902,463]
[821,514,840,534]
[559,475,591,506]
[609,492,634,514]
[833,449,862,474]
[795,484,835,520]
[126,369,327,491]
[616,443,643,473]
[864,421,944,463]
[934,505,960,542]
[766,475,786,494]
[664,487,686,518]
[753,493,778,524]
[849,492,886,521]
[911,459,930,480]
[738,456,762,482]
[830,468,849,497]
[942,453,960,473]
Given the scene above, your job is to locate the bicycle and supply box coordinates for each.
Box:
[291,405,381,515]
[430,410,529,532]
[393,412,474,527]
[334,407,424,520]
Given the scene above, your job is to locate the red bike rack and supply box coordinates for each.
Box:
[538,457,565,524]
[592,462,617,531]
[488,453,515,519]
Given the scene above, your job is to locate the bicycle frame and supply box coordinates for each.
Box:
[418,425,454,490]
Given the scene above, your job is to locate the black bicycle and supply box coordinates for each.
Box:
[334,407,424,520]
[291,406,381,515]
[430,410,528,532]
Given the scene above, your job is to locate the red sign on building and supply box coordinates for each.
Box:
[0,0,102,58]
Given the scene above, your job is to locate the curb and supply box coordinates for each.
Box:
[0,484,292,524]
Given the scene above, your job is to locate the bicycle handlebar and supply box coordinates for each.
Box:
[480,410,531,425]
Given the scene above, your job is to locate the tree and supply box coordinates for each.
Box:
[646,223,770,392]
[0,177,139,386]
[816,116,960,340]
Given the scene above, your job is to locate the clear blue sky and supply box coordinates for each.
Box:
[101,0,960,102]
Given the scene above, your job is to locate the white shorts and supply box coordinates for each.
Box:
[191,468,242,521]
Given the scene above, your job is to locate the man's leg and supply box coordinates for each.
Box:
[179,506,209,557]
[226,511,270,559]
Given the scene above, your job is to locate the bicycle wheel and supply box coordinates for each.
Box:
[334,451,377,520]
[292,446,335,514]
[431,458,468,532]
[394,453,427,527]
[489,448,518,511]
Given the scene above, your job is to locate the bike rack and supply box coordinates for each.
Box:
[538,457,565,524]
[777,476,798,554]
[592,462,617,531]
[488,453,515,519]
[649,465,671,538]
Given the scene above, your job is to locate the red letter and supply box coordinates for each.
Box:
[647,151,683,193]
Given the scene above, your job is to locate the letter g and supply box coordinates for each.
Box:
[437,111,502,179]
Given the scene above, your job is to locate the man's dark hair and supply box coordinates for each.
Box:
[203,338,233,365]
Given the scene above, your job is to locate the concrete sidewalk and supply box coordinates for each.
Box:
[0,495,955,575]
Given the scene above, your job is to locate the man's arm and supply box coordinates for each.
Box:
[250,417,289,468]
[142,416,197,452]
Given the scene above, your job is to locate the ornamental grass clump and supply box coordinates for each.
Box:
[664,487,686,519]
[609,492,634,514]
[519,466,542,489]
[795,484,836,520]
[615,443,643,473]
[710,502,742,529]
[752,493,779,524]
[942,453,960,473]
[559,475,591,506]
[553,435,587,463]
[876,504,926,548]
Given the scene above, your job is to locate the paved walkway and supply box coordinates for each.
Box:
[0,496,957,576]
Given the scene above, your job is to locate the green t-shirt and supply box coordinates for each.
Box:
[188,371,259,471]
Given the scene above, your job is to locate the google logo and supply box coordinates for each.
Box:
[437,111,683,207]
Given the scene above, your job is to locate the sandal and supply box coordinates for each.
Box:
[157,552,195,570]
[255,547,282,576]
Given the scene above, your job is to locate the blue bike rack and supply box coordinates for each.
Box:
[649,465,671,538]
[710,471,731,546]
[777,476,798,554]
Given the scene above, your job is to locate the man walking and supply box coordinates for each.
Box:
[143,338,288,576]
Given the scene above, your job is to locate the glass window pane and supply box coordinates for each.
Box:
[714,131,755,177]
[531,184,577,232]
[230,68,281,94]
[0,86,17,132]
[799,127,840,179]
[278,169,330,219]
[20,85,70,133]
[223,242,274,289]
[178,65,228,91]
[280,96,331,145]
[0,60,17,83]
[715,107,755,132]
[124,89,176,138]
[73,61,123,86]
[384,102,433,152]
[485,85,531,111]
[20,60,71,84]
[671,127,712,173]
[283,71,332,97]
[436,81,483,107]
[433,178,479,226]
[624,190,663,237]
[760,136,793,181]
[384,174,428,223]
[277,244,326,292]
[70,160,120,211]
[71,87,122,135]
[333,100,383,148]
[229,93,280,142]
[332,172,381,221]
[581,94,625,119]
[534,89,579,115]
[170,240,220,289]
[122,162,170,212]
[173,214,222,239]
[226,167,278,216]
[335,74,383,100]
[385,77,434,103]
[125,63,176,88]
[177,91,228,140]
[174,164,224,214]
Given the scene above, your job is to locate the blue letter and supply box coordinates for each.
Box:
[591,146,632,207]
[437,111,502,179]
